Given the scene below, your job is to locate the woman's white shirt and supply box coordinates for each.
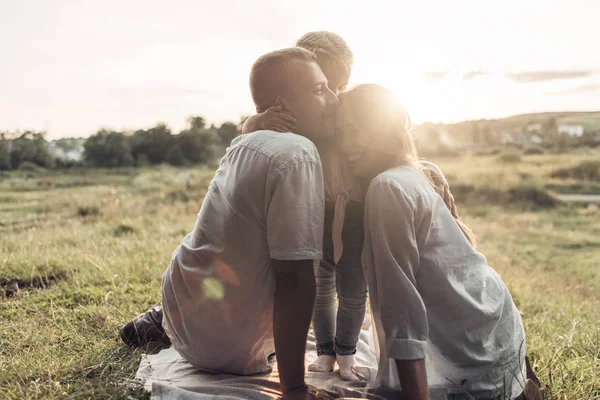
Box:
[362,165,526,398]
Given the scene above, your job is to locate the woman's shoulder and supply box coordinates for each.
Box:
[365,165,433,207]
[370,165,428,191]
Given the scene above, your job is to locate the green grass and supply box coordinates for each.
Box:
[1,153,599,399]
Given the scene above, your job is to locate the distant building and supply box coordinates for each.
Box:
[558,124,584,137]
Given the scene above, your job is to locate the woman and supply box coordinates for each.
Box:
[337,84,528,399]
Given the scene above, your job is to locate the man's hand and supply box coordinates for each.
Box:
[242,106,297,134]
[395,359,429,400]
[272,259,316,396]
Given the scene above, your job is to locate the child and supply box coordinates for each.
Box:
[243,32,366,381]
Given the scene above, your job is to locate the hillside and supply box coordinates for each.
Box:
[412,111,600,145]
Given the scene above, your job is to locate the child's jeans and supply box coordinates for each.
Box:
[312,201,367,356]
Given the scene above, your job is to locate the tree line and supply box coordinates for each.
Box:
[0,116,240,170]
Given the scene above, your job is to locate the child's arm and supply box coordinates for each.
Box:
[242,106,297,134]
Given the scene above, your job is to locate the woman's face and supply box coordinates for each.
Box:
[337,104,399,181]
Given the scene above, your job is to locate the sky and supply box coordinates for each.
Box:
[1,0,599,139]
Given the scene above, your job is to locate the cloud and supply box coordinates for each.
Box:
[546,83,600,95]
[424,71,447,81]
[506,70,596,83]
[462,71,488,80]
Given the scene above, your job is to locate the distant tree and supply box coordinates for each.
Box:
[188,116,206,131]
[130,123,174,165]
[175,116,218,164]
[9,131,55,168]
[217,122,238,146]
[165,144,185,166]
[50,138,85,167]
[84,129,134,167]
[0,133,11,170]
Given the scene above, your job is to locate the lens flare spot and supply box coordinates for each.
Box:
[202,277,224,300]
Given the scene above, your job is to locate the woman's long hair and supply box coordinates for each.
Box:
[339,84,477,247]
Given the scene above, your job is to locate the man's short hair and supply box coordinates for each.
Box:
[249,47,317,112]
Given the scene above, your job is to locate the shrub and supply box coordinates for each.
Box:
[551,161,600,181]
[451,183,559,209]
[508,186,559,208]
[450,184,506,205]
[18,161,43,171]
[77,206,100,217]
[523,147,545,155]
[113,223,136,236]
[497,152,522,163]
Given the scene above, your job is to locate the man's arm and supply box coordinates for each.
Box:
[395,359,429,400]
[271,259,316,397]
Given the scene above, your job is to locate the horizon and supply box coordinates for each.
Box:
[2,0,599,139]
[6,109,600,141]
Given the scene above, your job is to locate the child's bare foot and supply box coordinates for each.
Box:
[337,354,360,381]
[307,355,336,373]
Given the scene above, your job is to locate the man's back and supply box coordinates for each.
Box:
[161,130,324,375]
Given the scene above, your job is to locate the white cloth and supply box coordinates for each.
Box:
[362,165,526,398]
[133,329,450,400]
[161,130,325,376]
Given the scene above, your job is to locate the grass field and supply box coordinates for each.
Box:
[1,151,599,399]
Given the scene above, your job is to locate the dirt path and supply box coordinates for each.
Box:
[556,194,600,203]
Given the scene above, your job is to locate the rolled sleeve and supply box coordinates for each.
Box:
[386,337,427,360]
[267,160,325,260]
[365,179,429,360]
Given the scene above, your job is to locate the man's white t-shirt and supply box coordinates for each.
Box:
[161,130,324,375]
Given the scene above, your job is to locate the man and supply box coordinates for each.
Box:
[122,47,338,399]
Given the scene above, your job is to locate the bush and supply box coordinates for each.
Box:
[473,147,502,156]
[451,183,559,209]
[113,223,136,236]
[508,186,559,208]
[18,161,44,171]
[451,184,506,205]
[497,152,522,163]
[523,147,545,155]
[166,145,185,166]
[551,161,600,181]
[77,206,100,217]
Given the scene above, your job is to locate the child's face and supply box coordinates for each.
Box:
[318,58,350,96]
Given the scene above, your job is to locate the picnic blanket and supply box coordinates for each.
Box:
[134,329,449,400]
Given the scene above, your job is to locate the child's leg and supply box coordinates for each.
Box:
[308,259,337,372]
[334,201,367,381]
[308,204,337,372]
